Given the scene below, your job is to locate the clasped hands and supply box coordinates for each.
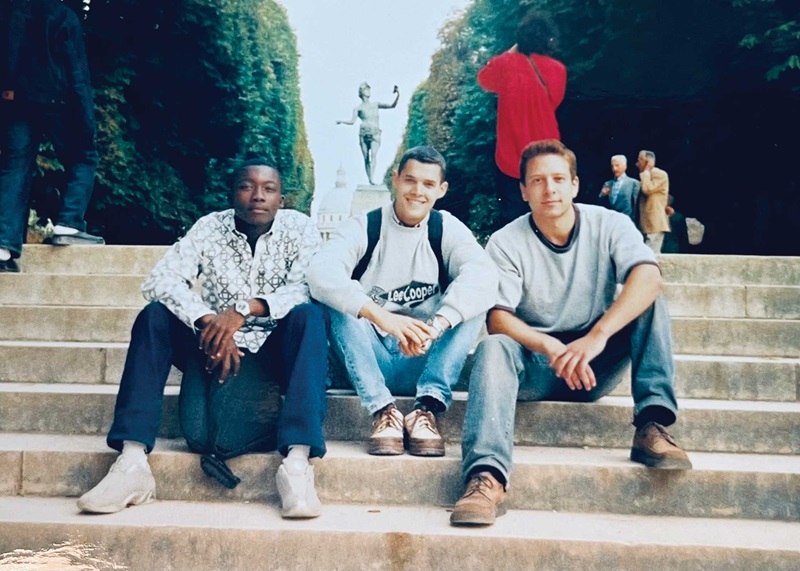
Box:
[196,309,246,384]
[542,331,608,391]
[371,309,449,358]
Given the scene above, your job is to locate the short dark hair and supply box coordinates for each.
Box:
[519,139,577,181]
[516,11,559,56]
[397,145,447,181]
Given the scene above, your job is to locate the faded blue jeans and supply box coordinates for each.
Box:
[0,105,98,256]
[329,309,485,414]
[461,297,677,485]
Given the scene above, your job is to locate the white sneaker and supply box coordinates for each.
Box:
[404,409,445,456]
[77,456,156,514]
[276,462,321,519]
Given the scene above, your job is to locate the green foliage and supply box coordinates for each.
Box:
[733,1,799,82]
[38,0,313,244]
[392,0,800,253]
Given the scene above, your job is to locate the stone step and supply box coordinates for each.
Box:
[2,305,797,356]
[1,341,796,402]
[4,269,800,319]
[18,244,165,275]
[1,385,797,454]
[664,284,800,319]
[3,434,798,522]
[659,254,800,286]
[17,245,800,286]
[1,496,798,571]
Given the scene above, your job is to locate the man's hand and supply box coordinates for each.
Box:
[550,332,608,391]
[205,337,244,384]
[600,184,611,196]
[360,302,435,357]
[198,308,245,362]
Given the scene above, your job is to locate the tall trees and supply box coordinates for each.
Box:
[41,0,313,244]
[395,0,799,254]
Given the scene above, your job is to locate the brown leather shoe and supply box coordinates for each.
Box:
[450,471,506,526]
[368,404,404,455]
[404,409,445,456]
[630,422,692,470]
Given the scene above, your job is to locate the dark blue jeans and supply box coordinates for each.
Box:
[107,302,329,458]
[0,104,98,256]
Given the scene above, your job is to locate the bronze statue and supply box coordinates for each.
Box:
[337,82,399,185]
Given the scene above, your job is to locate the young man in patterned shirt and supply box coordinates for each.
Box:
[77,158,329,519]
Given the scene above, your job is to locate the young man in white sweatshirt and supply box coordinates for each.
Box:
[308,146,497,456]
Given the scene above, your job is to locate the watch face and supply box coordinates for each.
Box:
[235,300,250,316]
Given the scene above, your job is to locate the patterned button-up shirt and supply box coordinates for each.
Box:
[142,208,321,352]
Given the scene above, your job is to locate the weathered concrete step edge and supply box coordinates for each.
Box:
[18,245,800,284]
[3,434,798,522]
[4,272,799,319]
[1,386,798,454]
[1,497,798,571]
[19,245,166,275]
[2,307,798,357]
[2,341,796,401]
[659,254,800,286]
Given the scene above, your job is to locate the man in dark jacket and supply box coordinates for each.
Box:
[0,0,103,273]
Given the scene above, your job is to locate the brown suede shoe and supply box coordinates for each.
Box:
[450,471,506,526]
[404,409,445,456]
[368,404,404,455]
[630,422,693,470]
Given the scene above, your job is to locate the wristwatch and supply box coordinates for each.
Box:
[428,316,448,339]
[233,300,251,318]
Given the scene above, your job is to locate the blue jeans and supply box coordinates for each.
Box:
[461,297,677,485]
[0,105,97,256]
[329,309,484,414]
[107,302,329,458]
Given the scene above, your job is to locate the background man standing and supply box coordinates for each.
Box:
[637,150,670,254]
[600,154,640,223]
[0,0,103,273]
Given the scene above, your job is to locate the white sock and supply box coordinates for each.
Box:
[53,225,79,235]
[120,441,148,466]
[0,248,10,261]
[284,445,310,473]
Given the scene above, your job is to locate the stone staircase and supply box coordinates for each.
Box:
[0,245,798,571]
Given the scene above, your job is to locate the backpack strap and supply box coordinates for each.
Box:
[351,208,383,281]
[351,207,449,292]
[427,210,449,291]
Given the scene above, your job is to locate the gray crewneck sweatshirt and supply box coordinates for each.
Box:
[308,203,498,327]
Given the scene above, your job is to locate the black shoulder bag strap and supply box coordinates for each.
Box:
[527,55,551,98]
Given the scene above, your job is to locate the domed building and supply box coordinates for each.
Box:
[317,166,353,241]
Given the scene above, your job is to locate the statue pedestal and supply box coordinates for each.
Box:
[350,184,392,217]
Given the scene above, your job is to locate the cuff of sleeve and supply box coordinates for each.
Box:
[189,307,215,333]
[436,305,463,329]
[348,293,374,318]
[621,260,661,282]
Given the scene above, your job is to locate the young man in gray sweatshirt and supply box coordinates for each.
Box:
[308,146,497,457]
[450,139,691,527]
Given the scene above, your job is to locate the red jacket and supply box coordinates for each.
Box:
[478,52,567,178]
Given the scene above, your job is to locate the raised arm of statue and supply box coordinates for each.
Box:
[336,107,358,126]
[378,85,400,109]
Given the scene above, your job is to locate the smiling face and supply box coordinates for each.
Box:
[521,153,579,223]
[232,165,284,230]
[391,159,448,226]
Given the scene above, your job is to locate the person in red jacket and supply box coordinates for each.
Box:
[478,11,567,227]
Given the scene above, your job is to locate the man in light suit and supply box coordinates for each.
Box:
[599,155,640,223]
[637,150,670,254]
